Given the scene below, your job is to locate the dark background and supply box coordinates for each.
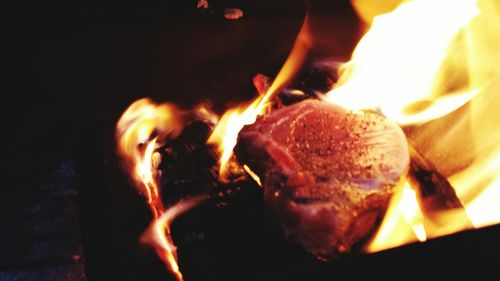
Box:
[4,0,500,280]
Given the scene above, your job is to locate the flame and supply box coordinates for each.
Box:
[115,15,313,275]
[207,96,267,179]
[326,0,480,125]
[141,197,206,281]
[115,0,500,268]
[243,165,262,187]
[116,98,184,215]
[208,15,313,180]
[351,0,403,25]
[323,0,500,252]
[116,98,206,280]
[367,181,426,251]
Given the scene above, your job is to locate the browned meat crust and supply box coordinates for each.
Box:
[235,100,409,258]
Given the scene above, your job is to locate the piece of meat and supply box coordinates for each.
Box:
[234,100,409,259]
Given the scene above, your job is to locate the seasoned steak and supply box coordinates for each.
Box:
[235,100,409,258]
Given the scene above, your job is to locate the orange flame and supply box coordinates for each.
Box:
[141,197,206,281]
[326,0,480,125]
[366,180,427,251]
[115,15,314,275]
[208,15,313,180]
[116,98,206,281]
[243,165,262,187]
[207,96,267,180]
[116,98,184,215]
[116,0,500,269]
[323,0,500,252]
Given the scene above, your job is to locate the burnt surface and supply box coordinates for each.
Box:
[158,121,220,204]
[7,0,500,281]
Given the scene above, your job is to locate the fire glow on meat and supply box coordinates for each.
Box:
[116,0,500,279]
[333,0,500,251]
[207,15,312,180]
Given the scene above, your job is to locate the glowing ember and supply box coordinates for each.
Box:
[243,165,262,187]
[197,0,208,10]
[224,8,244,20]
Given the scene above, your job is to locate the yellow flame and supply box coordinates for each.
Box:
[326,0,480,125]
[194,103,219,126]
[141,197,206,281]
[451,151,500,228]
[116,98,183,205]
[116,99,206,280]
[207,96,267,180]
[366,181,426,251]
[336,0,500,252]
[447,0,500,230]
[208,15,313,180]
[351,0,403,25]
[243,165,262,187]
[397,185,427,242]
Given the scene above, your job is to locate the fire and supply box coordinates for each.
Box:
[207,15,313,180]
[325,0,500,252]
[243,165,262,187]
[366,181,426,251]
[115,15,313,277]
[115,0,500,275]
[116,98,184,216]
[141,197,206,281]
[207,96,267,179]
[326,0,480,125]
[116,98,206,281]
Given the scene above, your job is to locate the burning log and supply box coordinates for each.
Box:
[158,120,220,204]
[407,145,472,232]
[234,99,410,259]
[408,145,464,211]
[157,119,254,205]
